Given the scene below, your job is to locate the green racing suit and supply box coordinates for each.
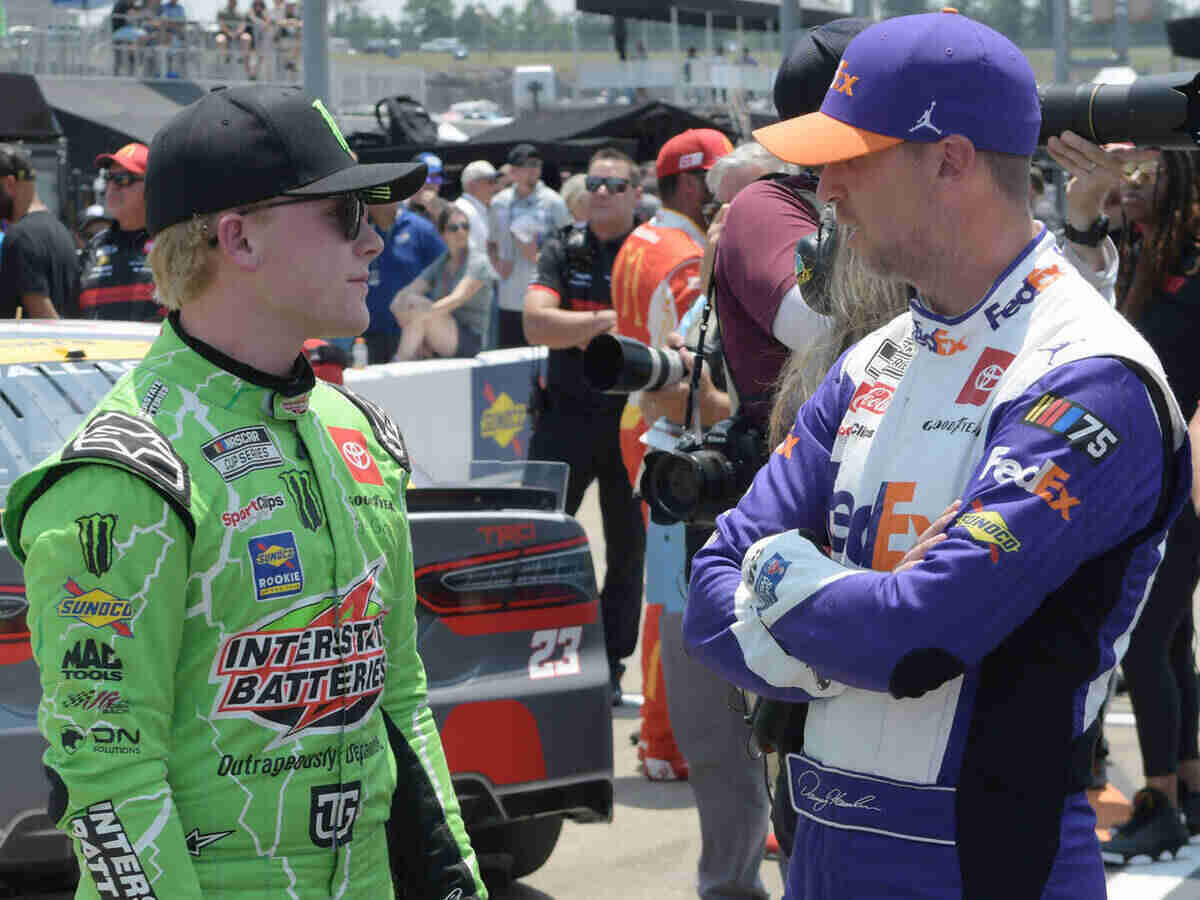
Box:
[3,314,487,899]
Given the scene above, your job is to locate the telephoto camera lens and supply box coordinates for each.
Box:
[583,334,687,394]
[1037,71,1200,149]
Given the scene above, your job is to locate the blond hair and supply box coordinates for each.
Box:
[560,173,589,220]
[147,216,218,311]
[767,223,909,446]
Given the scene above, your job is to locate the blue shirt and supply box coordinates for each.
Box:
[364,209,446,337]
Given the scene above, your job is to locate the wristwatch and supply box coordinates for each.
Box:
[1063,215,1110,248]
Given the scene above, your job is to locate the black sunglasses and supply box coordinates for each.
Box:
[444,222,469,233]
[585,175,630,194]
[206,192,366,247]
[106,171,143,188]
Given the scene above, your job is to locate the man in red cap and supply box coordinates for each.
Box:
[79,142,161,321]
[612,127,732,782]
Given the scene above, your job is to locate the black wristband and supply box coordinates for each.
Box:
[1063,215,1110,248]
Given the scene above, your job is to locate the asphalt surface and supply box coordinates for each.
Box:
[14,484,1200,899]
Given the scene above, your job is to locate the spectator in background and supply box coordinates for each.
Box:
[613,128,733,787]
[0,145,79,318]
[158,0,187,77]
[454,159,498,256]
[1050,131,1200,863]
[361,196,445,363]
[411,152,446,222]
[391,205,495,360]
[111,0,148,74]
[489,143,570,347]
[75,204,111,251]
[276,0,301,72]
[242,0,270,79]
[78,143,159,321]
[214,0,246,65]
[560,173,590,227]
[524,147,646,703]
[684,46,699,104]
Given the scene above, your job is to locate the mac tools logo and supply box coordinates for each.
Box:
[211,566,388,746]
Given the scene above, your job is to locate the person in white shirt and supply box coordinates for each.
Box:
[454,160,498,256]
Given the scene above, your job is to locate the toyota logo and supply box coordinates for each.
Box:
[974,364,1005,392]
[342,441,371,470]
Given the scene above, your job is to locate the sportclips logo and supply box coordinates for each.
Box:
[211,566,388,745]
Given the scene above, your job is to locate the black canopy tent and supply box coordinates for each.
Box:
[350,101,732,194]
[35,77,203,175]
[0,73,64,142]
[469,101,733,162]
[576,0,845,32]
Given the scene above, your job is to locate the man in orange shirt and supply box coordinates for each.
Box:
[611,129,732,783]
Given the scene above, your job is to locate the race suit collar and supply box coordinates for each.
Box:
[907,226,1057,357]
[164,312,316,420]
[650,207,706,246]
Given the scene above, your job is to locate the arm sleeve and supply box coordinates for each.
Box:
[466,250,495,283]
[22,466,201,898]
[683,350,855,701]
[382,479,488,900]
[771,283,834,351]
[528,236,566,297]
[490,200,513,260]
[1060,235,1118,306]
[715,179,818,337]
[687,356,1179,700]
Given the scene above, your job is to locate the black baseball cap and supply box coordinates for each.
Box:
[507,143,541,166]
[773,18,871,120]
[146,85,427,236]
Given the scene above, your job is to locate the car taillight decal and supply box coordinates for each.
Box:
[0,585,31,665]
[440,700,546,785]
[415,537,599,636]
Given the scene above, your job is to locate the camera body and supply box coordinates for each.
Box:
[640,414,768,527]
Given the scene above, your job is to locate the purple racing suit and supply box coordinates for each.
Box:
[685,228,1192,899]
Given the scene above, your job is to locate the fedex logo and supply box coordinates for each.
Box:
[912,321,968,357]
[980,446,1081,521]
[984,265,1063,330]
[828,481,931,570]
[831,60,859,96]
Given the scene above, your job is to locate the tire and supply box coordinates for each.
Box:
[468,814,564,879]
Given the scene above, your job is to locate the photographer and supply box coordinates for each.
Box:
[686,12,1190,899]
[611,128,733,784]
[1049,130,1200,862]
[523,147,646,702]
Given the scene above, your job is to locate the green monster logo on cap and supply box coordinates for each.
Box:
[312,99,352,157]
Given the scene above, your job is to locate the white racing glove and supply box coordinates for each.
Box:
[737,530,849,698]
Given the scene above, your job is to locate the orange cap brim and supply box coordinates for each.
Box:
[754,111,904,166]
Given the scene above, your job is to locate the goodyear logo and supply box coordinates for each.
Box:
[958,506,1020,563]
[480,391,527,448]
[249,531,304,602]
[57,580,133,637]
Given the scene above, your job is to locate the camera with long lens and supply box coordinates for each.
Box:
[1037,70,1200,148]
[582,333,688,394]
[639,415,768,527]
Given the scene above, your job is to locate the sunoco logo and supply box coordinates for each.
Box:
[481,393,526,446]
[958,503,1020,563]
[57,580,133,637]
[249,531,304,602]
[211,565,388,746]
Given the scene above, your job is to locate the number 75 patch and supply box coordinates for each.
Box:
[1022,393,1121,463]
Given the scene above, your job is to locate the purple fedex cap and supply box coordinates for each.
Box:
[755,9,1041,165]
